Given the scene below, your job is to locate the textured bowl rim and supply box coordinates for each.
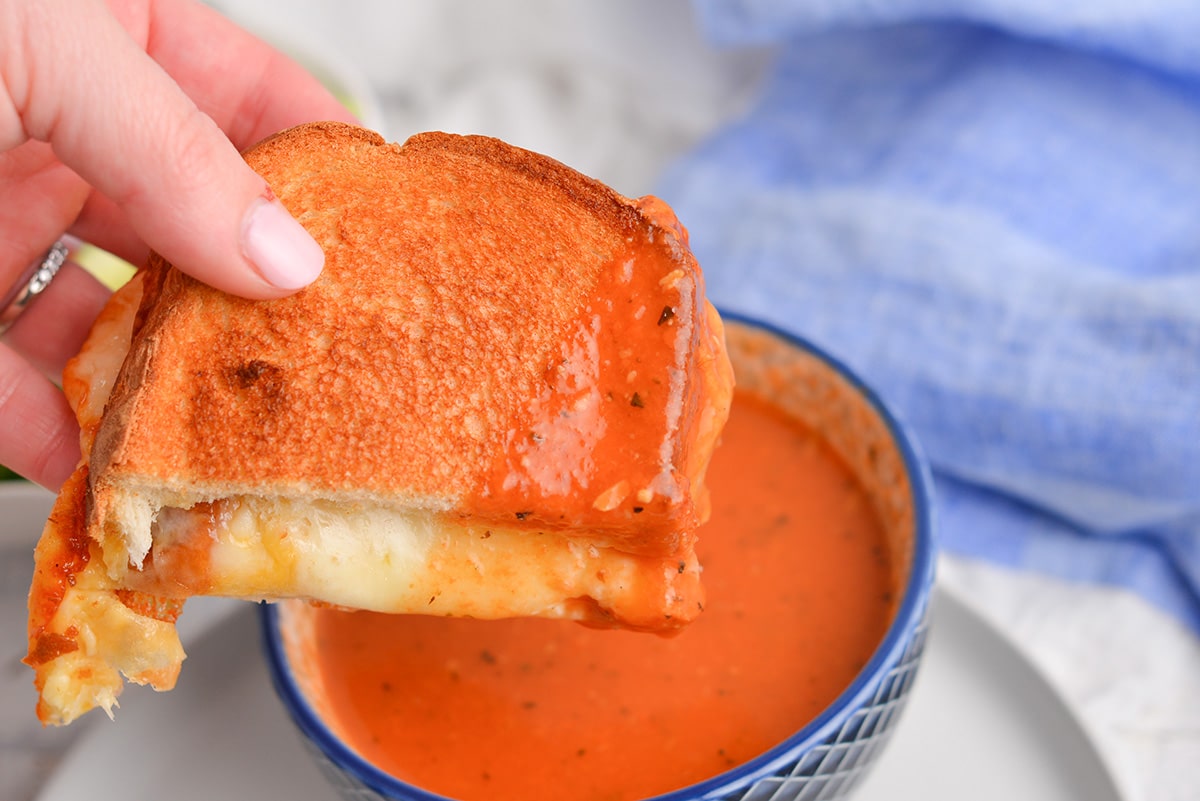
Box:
[260,311,938,801]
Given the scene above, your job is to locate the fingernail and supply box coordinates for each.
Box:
[241,198,324,290]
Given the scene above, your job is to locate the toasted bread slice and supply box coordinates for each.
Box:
[26,123,732,724]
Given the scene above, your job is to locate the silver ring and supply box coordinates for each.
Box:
[0,238,72,336]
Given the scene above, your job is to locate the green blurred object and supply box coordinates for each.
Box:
[76,244,136,290]
[0,465,20,481]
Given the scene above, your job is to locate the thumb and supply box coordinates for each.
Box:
[9,0,323,298]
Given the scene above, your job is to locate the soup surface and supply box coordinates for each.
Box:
[311,391,897,801]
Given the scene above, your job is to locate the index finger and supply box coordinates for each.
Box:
[15,0,359,298]
[109,0,360,148]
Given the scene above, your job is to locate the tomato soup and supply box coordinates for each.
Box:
[307,390,897,801]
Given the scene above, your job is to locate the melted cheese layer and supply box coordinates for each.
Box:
[118,497,703,632]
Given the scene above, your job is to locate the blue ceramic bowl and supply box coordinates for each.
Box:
[261,314,937,801]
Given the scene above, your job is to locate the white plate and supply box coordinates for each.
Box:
[853,589,1122,801]
[28,581,1122,801]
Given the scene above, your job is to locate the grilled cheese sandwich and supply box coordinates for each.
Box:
[26,123,732,724]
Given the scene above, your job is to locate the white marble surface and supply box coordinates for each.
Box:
[4,2,1198,800]
[217,0,773,198]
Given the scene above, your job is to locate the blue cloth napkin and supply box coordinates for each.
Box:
[661,2,1200,634]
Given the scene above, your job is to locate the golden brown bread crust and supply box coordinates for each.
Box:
[89,122,725,557]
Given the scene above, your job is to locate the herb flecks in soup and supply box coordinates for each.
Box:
[310,391,897,801]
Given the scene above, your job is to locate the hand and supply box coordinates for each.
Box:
[0,0,358,490]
